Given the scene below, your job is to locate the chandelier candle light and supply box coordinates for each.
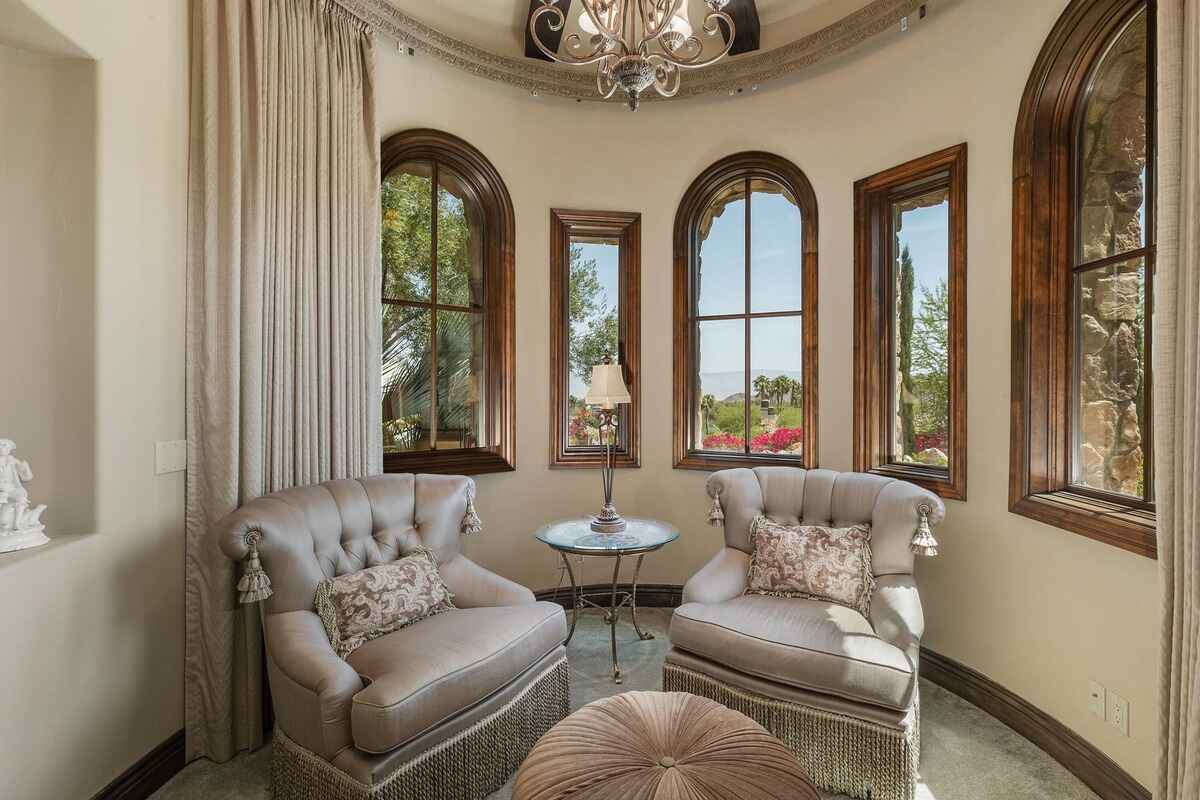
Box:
[585,354,632,533]
[530,0,736,111]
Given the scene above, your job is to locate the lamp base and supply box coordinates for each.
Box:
[590,504,627,534]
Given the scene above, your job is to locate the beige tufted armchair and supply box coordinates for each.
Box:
[217,473,569,800]
[663,467,944,800]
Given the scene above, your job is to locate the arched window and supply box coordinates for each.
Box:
[672,153,818,470]
[380,130,515,474]
[1011,0,1155,557]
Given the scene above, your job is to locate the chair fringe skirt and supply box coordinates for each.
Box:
[272,655,570,800]
[662,662,919,800]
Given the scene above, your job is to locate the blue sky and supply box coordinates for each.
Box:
[697,191,950,400]
[569,241,619,398]
[569,194,950,402]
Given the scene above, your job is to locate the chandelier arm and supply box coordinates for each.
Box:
[649,57,681,98]
[576,0,626,42]
[596,56,620,99]
[657,10,735,69]
[639,0,685,44]
[530,5,613,66]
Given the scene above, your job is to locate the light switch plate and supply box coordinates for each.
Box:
[156,440,187,475]
[1088,681,1106,719]
[1108,691,1130,736]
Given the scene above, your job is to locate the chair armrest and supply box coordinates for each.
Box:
[870,574,925,668]
[264,610,364,759]
[682,547,750,605]
[439,555,535,608]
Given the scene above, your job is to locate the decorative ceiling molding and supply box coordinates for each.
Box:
[337,0,927,103]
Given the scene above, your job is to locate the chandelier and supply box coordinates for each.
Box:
[529,0,736,111]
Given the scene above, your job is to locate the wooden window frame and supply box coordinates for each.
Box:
[549,209,642,469]
[672,152,819,471]
[380,129,516,476]
[853,144,968,501]
[1010,0,1156,558]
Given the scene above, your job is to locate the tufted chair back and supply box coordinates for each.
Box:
[706,467,945,576]
[218,473,474,615]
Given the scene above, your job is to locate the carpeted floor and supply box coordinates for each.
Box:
[154,608,1099,800]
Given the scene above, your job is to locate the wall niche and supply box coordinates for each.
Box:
[0,6,98,538]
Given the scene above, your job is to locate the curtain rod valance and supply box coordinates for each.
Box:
[333,0,927,103]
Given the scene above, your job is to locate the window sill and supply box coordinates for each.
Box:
[674,451,808,472]
[1009,490,1156,559]
[550,452,640,470]
[383,448,515,476]
[868,463,965,501]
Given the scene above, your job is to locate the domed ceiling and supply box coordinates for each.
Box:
[342,0,931,102]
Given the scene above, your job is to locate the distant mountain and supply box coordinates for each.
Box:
[699,370,802,402]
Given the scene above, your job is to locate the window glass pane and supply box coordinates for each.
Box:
[567,237,620,448]
[1073,257,1146,497]
[436,310,486,450]
[696,181,746,317]
[749,316,804,456]
[750,179,802,313]
[437,167,484,307]
[695,319,746,451]
[1077,8,1148,265]
[382,305,432,452]
[890,188,951,469]
[382,163,432,302]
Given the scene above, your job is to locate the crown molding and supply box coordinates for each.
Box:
[337,0,927,103]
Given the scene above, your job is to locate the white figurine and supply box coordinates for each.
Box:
[0,439,50,554]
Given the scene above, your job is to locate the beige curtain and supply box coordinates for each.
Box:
[1156,1,1200,798]
[184,0,381,763]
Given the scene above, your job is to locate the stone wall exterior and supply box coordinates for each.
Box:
[1074,11,1147,497]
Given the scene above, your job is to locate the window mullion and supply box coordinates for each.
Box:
[744,176,753,457]
[430,161,440,451]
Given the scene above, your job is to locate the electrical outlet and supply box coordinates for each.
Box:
[1108,692,1130,736]
[1088,681,1106,719]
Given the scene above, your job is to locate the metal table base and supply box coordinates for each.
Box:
[558,551,654,685]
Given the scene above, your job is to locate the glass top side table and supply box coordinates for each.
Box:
[535,517,679,684]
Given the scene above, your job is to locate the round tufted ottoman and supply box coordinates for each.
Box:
[513,691,820,800]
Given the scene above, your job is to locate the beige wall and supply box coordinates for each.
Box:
[377,0,1158,787]
[0,1,188,798]
[0,0,1159,796]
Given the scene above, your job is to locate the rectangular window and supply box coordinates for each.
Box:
[854,144,967,500]
[549,209,640,468]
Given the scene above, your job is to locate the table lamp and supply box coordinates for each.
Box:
[584,353,632,533]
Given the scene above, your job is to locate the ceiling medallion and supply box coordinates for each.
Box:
[530,0,736,111]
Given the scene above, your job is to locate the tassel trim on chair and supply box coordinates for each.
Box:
[910,503,939,557]
[461,486,483,535]
[237,530,273,604]
[707,488,725,527]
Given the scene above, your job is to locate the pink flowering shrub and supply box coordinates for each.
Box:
[914,432,948,452]
[702,432,745,451]
[750,426,805,453]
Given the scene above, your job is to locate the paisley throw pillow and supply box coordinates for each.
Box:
[315,547,455,659]
[745,516,875,617]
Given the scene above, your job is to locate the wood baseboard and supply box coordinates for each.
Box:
[535,582,683,609]
[920,648,1151,800]
[89,729,185,800]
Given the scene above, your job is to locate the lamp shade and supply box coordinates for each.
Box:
[584,362,631,409]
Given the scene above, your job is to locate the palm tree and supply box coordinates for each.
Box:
[771,375,790,409]
[753,375,772,405]
[700,394,716,435]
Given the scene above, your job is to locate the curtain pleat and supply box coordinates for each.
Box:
[184,0,381,763]
[1156,1,1200,798]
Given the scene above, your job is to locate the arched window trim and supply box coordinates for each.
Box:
[380,129,516,475]
[1010,0,1156,558]
[672,152,819,471]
